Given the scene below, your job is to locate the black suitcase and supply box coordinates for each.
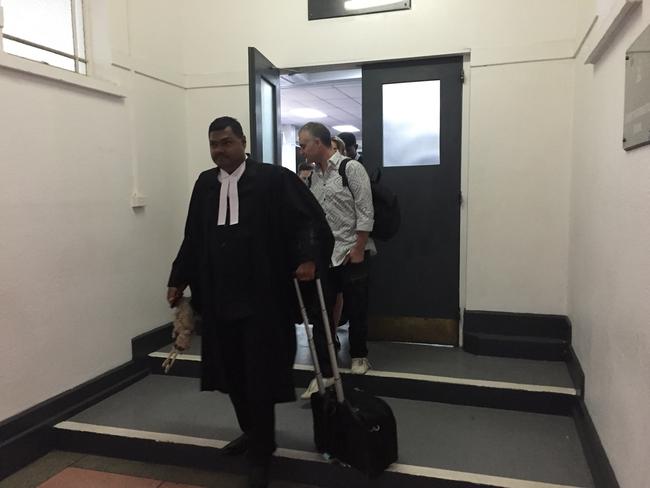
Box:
[294,279,398,478]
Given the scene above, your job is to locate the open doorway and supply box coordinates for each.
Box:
[279,68,362,172]
[250,48,463,346]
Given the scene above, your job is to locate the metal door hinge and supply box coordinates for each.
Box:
[460,69,465,83]
[458,191,464,205]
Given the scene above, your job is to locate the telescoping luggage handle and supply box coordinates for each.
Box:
[293,278,345,403]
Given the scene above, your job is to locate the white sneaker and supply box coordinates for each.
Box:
[300,377,334,400]
[350,357,370,375]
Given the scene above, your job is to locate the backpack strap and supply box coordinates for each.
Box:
[338,158,352,188]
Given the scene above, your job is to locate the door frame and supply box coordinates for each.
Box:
[275,52,471,346]
[248,47,282,164]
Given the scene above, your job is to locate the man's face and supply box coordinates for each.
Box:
[298,130,321,164]
[345,144,358,159]
[209,126,247,173]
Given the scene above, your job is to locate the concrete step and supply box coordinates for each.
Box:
[148,328,579,415]
[53,375,594,488]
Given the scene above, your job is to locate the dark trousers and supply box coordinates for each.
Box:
[218,317,276,466]
[306,254,370,377]
[329,255,370,359]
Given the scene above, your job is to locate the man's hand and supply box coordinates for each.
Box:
[295,261,316,281]
[343,231,369,265]
[167,286,185,307]
[344,246,365,265]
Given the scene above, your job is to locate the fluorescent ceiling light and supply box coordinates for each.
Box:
[333,125,360,133]
[289,108,327,118]
[344,0,400,10]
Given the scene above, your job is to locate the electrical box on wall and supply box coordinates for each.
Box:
[130,192,147,208]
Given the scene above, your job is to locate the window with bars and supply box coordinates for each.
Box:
[1,0,87,74]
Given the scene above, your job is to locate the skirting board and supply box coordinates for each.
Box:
[0,361,147,481]
[573,399,620,488]
[132,322,173,360]
[463,310,571,340]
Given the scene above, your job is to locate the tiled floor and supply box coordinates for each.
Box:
[38,467,173,487]
[0,451,319,488]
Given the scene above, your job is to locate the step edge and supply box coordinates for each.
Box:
[147,352,577,396]
[54,421,588,488]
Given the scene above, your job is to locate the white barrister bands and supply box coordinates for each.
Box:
[217,160,246,226]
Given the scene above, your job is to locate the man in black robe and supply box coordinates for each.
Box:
[167,116,333,488]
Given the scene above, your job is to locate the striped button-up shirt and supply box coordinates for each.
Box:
[310,151,375,267]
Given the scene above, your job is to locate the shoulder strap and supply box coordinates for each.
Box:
[338,158,352,187]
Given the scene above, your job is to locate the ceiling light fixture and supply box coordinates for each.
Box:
[344,0,401,11]
[289,108,327,118]
[333,125,360,133]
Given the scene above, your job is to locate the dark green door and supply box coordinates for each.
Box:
[362,56,463,345]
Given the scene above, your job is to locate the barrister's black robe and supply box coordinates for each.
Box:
[168,159,333,403]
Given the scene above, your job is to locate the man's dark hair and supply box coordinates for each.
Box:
[298,162,313,172]
[208,116,244,139]
[300,122,331,146]
[337,132,357,148]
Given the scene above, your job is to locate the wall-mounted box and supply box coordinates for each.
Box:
[308,0,410,21]
[623,24,650,151]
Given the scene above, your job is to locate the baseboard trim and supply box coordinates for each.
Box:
[132,322,173,360]
[0,360,148,481]
[566,345,585,397]
[463,311,571,340]
[568,348,618,488]
[572,399,620,488]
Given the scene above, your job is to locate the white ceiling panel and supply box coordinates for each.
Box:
[337,85,362,98]
[281,77,363,140]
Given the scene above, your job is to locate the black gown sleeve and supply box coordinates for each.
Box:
[279,167,334,274]
[168,177,204,291]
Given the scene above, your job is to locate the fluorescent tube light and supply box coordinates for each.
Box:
[289,108,327,118]
[344,0,401,10]
[333,125,360,133]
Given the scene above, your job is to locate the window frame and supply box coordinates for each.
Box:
[1,0,87,74]
[0,0,124,98]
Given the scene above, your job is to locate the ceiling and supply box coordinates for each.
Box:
[280,69,363,145]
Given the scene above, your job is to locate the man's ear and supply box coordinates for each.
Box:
[242,135,247,147]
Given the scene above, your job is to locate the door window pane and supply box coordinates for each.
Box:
[261,77,275,163]
[382,80,440,166]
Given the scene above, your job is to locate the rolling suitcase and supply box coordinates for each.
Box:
[293,278,398,478]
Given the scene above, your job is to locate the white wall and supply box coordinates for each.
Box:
[466,60,574,313]
[0,1,187,421]
[108,0,185,76]
[180,0,585,314]
[570,4,650,487]
[180,0,584,74]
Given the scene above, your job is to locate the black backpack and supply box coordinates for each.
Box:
[338,158,400,241]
